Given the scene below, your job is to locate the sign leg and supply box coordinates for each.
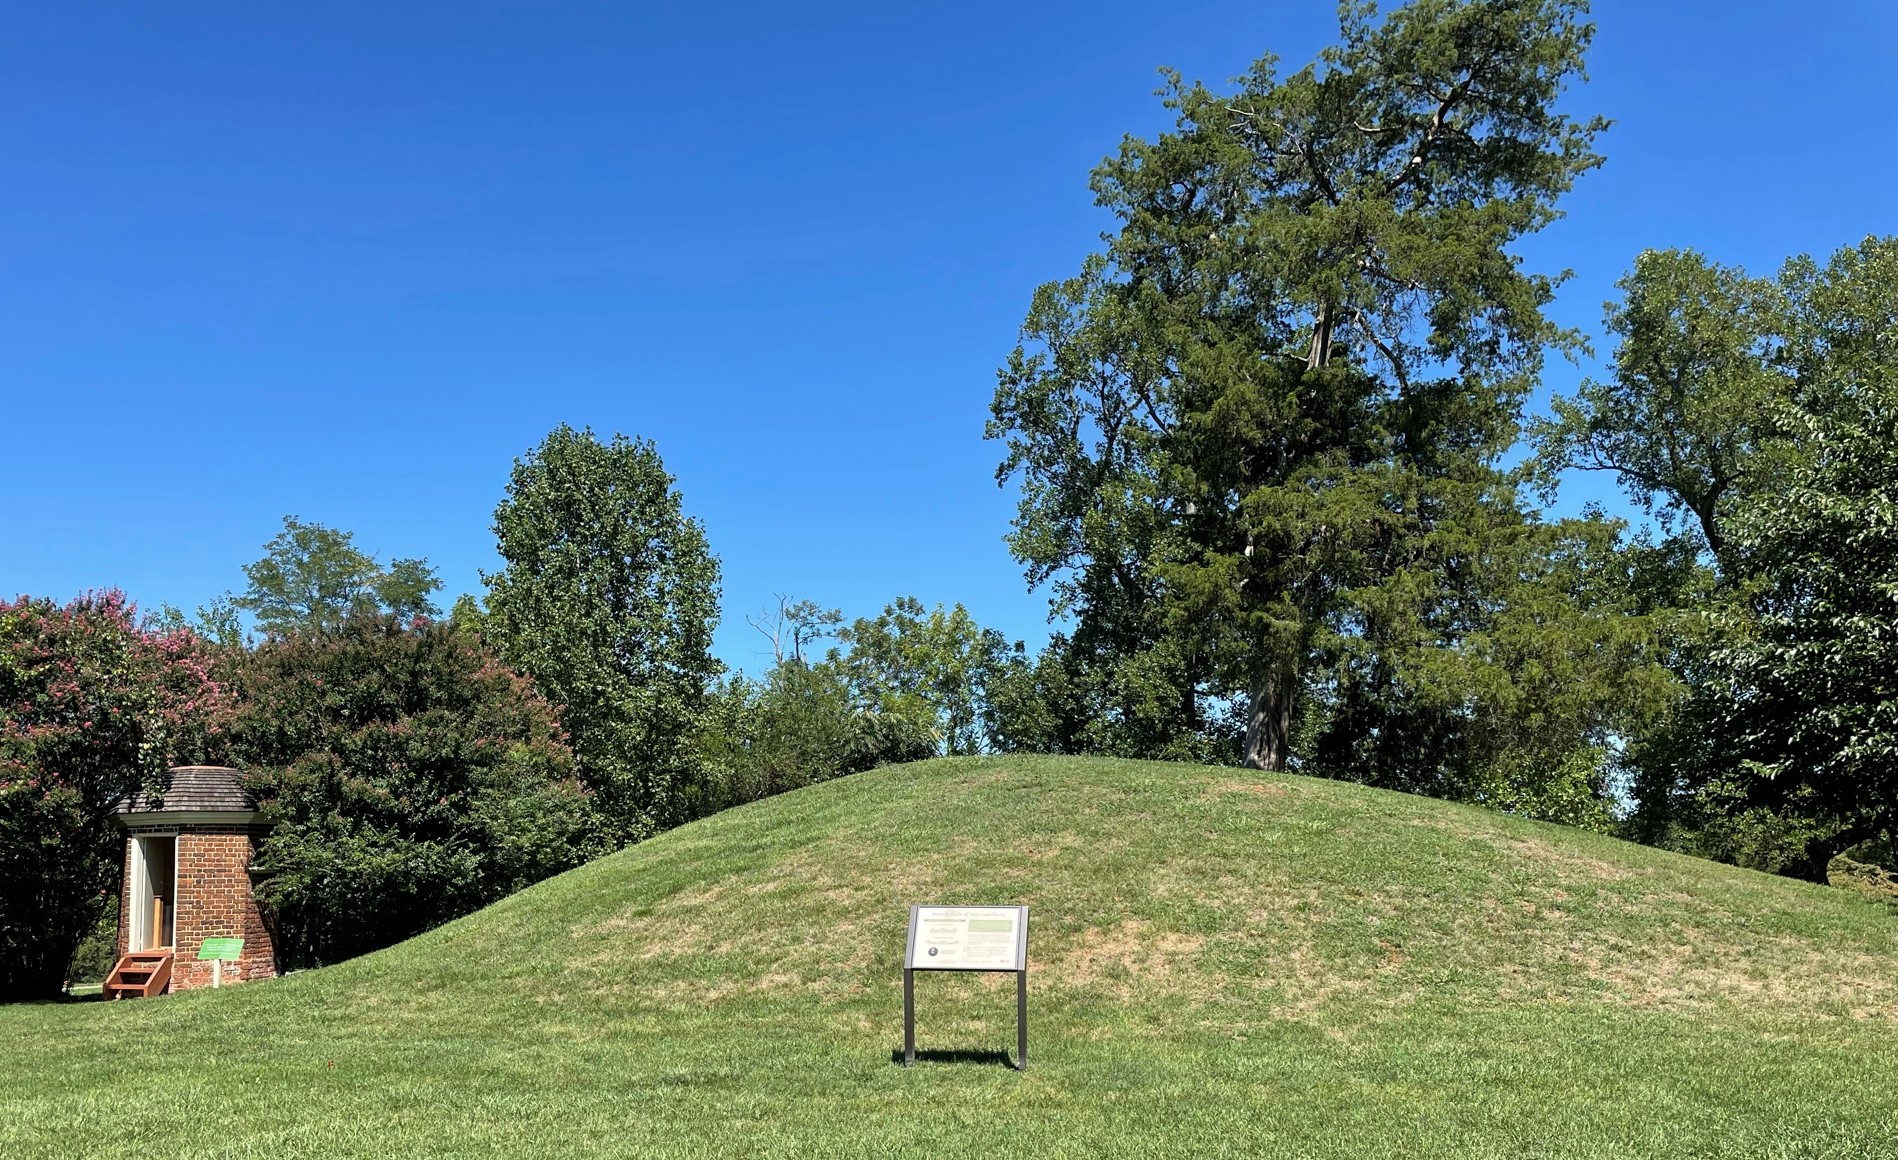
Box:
[903,969,915,1067]
[1016,970,1028,1072]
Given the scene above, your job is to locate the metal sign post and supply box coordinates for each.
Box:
[902,905,1029,1071]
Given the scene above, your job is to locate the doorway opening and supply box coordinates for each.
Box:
[128,835,176,950]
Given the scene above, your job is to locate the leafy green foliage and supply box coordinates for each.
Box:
[744,596,843,667]
[485,426,722,842]
[990,0,1606,768]
[0,592,230,999]
[1307,513,1676,828]
[447,593,489,642]
[1533,250,1787,561]
[695,659,937,816]
[841,597,1010,755]
[1694,237,1898,878]
[697,593,1020,809]
[232,516,443,636]
[1554,237,1898,878]
[985,629,1242,763]
[234,613,592,968]
[63,898,119,987]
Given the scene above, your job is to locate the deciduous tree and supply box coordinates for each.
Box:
[1533,250,1787,565]
[233,516,442,635]
[0,593,229,999]
[485,427,722,841]
[1547,236,1898,877]
[841,597,1009,756]
[1696,238,1898,878]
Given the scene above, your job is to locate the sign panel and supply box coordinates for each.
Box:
[197,937,244,962]
[905,906,1027,972]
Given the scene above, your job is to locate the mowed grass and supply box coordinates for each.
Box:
[6,755,1898,1159]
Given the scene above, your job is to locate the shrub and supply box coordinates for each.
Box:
[234,613,595,968]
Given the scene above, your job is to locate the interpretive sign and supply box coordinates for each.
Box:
[197,938,244,962]
[197,937,244,988]
[901,905,1029,1070]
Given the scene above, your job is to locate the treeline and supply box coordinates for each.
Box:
[0,428,1028,996]
[5,0,1896,1000]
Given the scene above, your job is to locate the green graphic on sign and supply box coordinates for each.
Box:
[197,937,245,961]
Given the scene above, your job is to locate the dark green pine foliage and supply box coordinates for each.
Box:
[991,0,1616,774]
[484,426,723,843]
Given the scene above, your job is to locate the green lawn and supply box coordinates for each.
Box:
[5,755,1897,1158]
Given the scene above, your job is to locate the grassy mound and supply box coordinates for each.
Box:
[5,755,1898,1158]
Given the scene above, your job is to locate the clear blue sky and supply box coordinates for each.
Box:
[3,1,1894,673]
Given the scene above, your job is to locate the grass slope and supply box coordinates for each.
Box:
[5,755,1898,1159]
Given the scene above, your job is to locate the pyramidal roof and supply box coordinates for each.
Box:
[116,765,258,815]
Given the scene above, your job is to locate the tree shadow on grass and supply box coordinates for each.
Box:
[891,1048,1020,1069]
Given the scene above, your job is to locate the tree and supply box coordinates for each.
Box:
[696,593,966,812]
[1533,249,1787,564]
[746,596,843,666]
[1543,237,1898,878]
[1689,237,1898,879]
[1533,247,1784,857]
[233,516,442,635]
[991,0,1606,770]
[0,593,230,1000]
[694,661,937,816]
[234,612,591,967]
[448,593,489,642]
[1306,511,1675,827]
[840,597,1009,755]
[484,427,722,841]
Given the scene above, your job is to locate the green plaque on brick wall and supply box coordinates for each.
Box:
[197,937,244,961]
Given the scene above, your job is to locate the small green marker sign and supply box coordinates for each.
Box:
[197,937,244,962]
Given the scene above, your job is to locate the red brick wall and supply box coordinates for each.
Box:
[171,831,277,990]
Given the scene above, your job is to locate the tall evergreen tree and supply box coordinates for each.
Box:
[990,0,1608,771]
[485,427,722,842]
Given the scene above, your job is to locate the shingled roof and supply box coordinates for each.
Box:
[116,765,259,815]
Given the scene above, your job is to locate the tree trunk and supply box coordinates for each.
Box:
[1242,655,1297,771]
[1786,827,1861,886]
[1306,303,1334,371]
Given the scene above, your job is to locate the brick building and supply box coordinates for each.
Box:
[108,765,276,995]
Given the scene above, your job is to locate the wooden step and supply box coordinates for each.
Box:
[103,950,173,1000]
